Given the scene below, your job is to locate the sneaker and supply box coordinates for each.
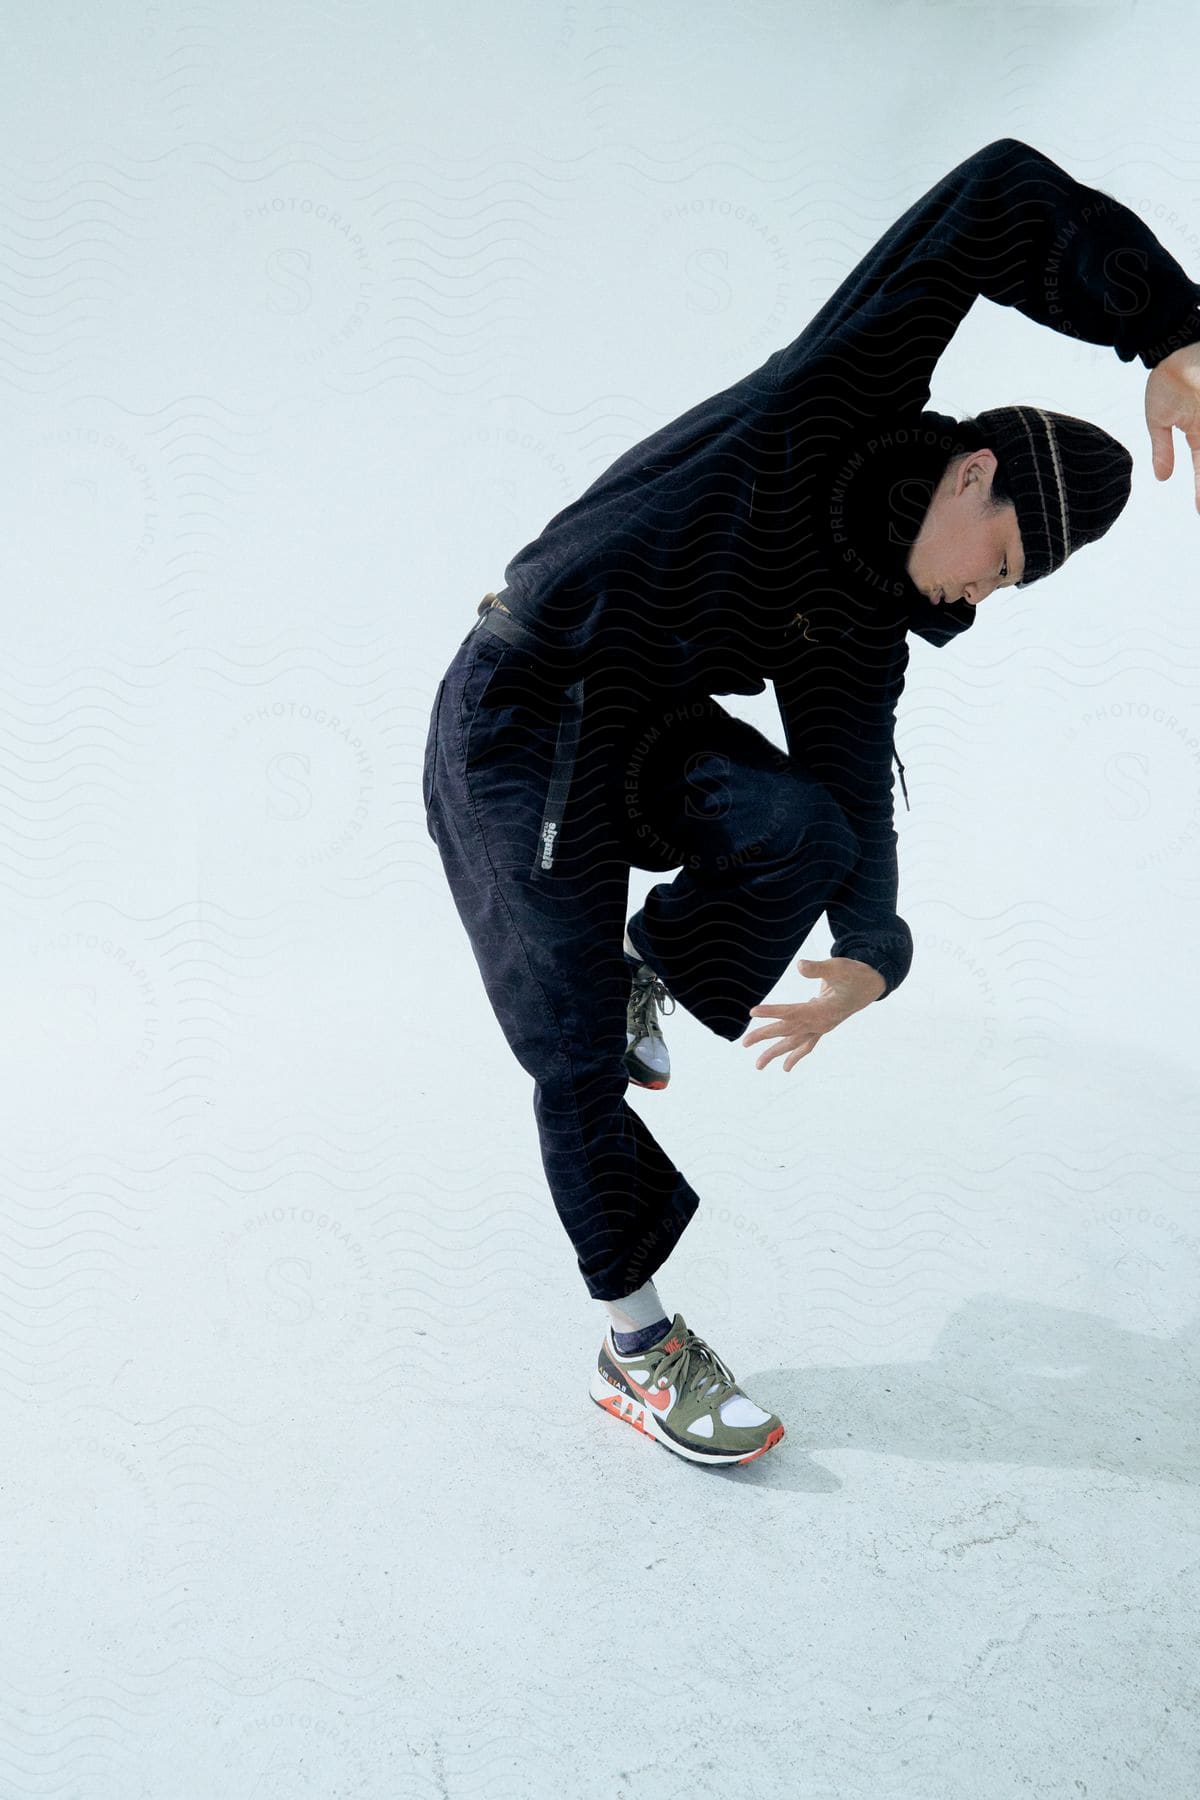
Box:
[622,954,676,1090]
[589,1312,785,1466]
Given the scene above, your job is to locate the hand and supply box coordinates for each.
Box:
[742,956,887,1072]
[1145,341,1200,511]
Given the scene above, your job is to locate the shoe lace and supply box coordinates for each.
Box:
[652,1327,738,1407]
[629,966,676,1040]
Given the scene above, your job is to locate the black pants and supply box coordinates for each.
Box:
[422,613,861,1302]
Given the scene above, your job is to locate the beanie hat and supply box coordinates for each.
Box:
[971,406,1133,587]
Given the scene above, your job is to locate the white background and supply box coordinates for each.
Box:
[1,3,1197,1795]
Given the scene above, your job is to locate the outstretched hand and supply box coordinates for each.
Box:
[742,956,887,1073]
[1145,341,1200,511]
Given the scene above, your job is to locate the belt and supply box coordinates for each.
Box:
[472,589,585,877]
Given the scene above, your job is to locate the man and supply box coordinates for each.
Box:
[422,138,1200,1469]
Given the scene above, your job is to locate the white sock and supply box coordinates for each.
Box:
[603,1278,667,1337]
[622,925,639,960]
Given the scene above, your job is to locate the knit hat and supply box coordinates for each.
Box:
[971,406,1133,587]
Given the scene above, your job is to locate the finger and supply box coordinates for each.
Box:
[757,1035,818,1070]
[744,1022,823,1049]
[744,1011,803,1043]
[747,1003,832,1033]
[1149,423,1174,481]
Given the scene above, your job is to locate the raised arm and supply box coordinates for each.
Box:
[761,137,1200,419]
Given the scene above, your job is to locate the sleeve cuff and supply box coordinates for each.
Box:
[1138,288,1200,370]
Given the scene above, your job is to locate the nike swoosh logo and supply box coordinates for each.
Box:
[620,1368,672,1413]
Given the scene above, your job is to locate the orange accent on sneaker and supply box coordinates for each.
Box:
[613,1364,672,1414]
[596,1391,653,1436]
[737,1423,786,1463]
[661,1336,684,1354]
[629,1075,668,1090]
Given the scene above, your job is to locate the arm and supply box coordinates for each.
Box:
[761,137,1200,416]
[774,635,912,1001]
[824,801,910,1002]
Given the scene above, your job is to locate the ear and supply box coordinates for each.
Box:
[969,448,999,492]
[954,453,982,497]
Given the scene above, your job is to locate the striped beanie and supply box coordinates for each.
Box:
[972,406,1133,587]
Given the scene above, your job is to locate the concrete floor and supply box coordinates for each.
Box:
[4,2,1199,1792]
[4,910,1196,1796]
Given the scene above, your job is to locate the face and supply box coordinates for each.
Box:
[905,449,1026,606]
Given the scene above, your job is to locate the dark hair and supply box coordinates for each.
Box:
[948,416,1015,509]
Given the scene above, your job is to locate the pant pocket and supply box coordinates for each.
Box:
[460,634,511,770]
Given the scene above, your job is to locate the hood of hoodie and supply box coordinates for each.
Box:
[818,408,982,650]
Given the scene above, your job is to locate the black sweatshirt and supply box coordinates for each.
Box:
[498,139,1200,998]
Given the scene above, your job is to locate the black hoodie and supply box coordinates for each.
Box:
[494,138,1200,998]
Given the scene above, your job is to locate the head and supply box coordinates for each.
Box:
[906,405,1134,609]
[905,437,1026,609]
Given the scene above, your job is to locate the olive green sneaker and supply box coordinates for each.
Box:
[622,955,676,1090]
[589,1312,785,1466]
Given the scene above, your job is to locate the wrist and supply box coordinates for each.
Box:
[838,957,889,1002]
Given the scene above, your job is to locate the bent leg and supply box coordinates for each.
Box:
[618,699,860,1040]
